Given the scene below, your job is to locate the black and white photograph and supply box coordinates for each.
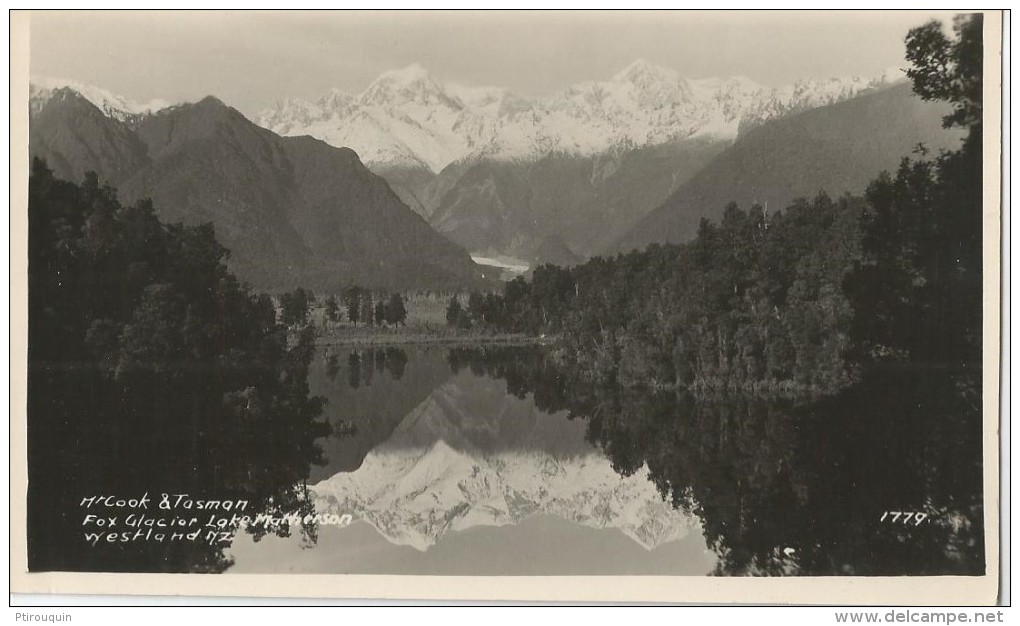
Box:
[11,9,1003,603]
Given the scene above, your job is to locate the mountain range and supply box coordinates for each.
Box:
[29,60,961,288]
[615,81,964,252]
[309,374,700,551]
[255,62,958,263]
[29,84,485,292]
[256,61,905,173]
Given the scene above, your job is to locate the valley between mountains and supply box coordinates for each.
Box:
[30,60,956,290]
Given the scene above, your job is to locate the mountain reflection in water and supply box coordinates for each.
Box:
[229,346,713,574]
[228,345,983,576]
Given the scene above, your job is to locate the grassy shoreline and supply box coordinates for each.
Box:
[312,325,553,347]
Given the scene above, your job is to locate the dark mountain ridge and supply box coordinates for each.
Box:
[29,88,485,292]
[423,139,729,262]
[613,83,964,253]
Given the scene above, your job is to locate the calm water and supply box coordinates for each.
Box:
[225,345,985,576]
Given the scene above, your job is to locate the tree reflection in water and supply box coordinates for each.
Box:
[447,346,984,576]
[28,327,340,573]
[27,164,349,574]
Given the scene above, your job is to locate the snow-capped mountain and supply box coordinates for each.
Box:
[26,65,919,267]
[30,76,172,122]
[256,60,905,174]
[308,376,700,551]
[614,81,962,253]
[311,442,695,552]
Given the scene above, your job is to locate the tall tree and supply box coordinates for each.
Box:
[324,295,339,324]
[344,287,362,326]
[361,292,375,327]
[280,287,312,326]
[446,296,463,327]
[385,293,408,326]
[467,291,486,324]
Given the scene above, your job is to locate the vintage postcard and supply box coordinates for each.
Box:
[10,10,1004,604]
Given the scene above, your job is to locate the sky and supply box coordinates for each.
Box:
[27,10,958,118]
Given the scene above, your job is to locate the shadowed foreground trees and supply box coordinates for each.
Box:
[849,13,983,370]
[27,160,332,572]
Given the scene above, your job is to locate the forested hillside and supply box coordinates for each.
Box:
[452,14,983,395]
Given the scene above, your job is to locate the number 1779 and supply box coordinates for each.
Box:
[880,511,929,526]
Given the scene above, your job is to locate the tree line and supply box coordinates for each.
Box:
[338,287,407,327]
[277,287,408,328]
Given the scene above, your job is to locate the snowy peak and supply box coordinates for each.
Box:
[255,97,320,135]
[574,59,697,112]
[446,83,517,116]
[614,58,668,81]
[359,63,460,109]
[257,61,902,173]
[30,76,171,122]
[612,58,685,94]
[318,88,354,112]
[308,375,699,552]
[374,62,434,86]
[310,441,697,552]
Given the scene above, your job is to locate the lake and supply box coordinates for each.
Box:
[225,344,985,576]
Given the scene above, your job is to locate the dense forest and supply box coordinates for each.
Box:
[451,14,983,395]
[27,161,334,572]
